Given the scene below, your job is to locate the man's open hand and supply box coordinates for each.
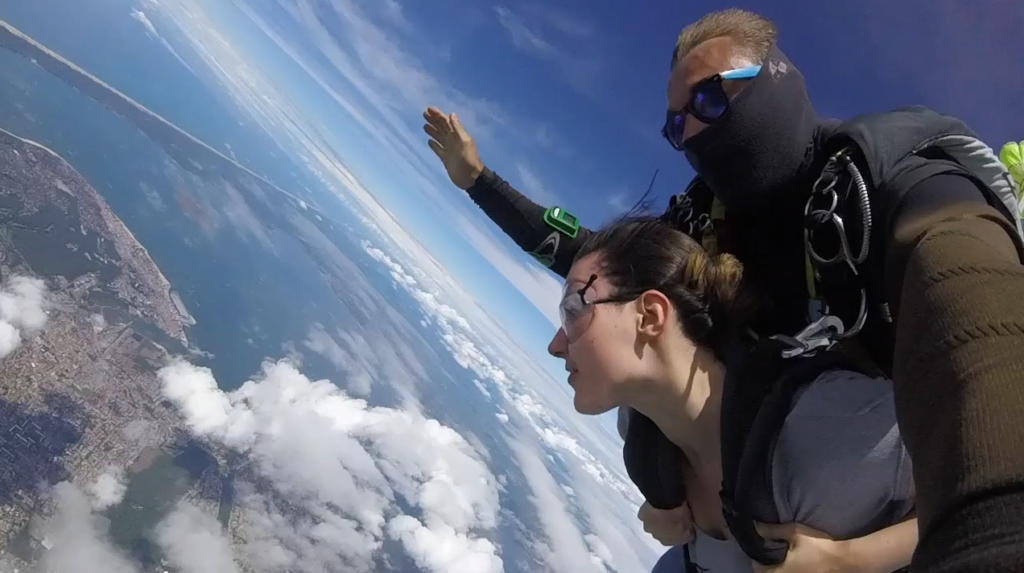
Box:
[751,522,852,573]
[423,106,484,190]
[638,501,695,547]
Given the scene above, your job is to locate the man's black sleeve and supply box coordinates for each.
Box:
[882,172,1024,572]
[466,168,592,278]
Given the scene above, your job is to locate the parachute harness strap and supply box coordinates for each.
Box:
[774,148,874,358]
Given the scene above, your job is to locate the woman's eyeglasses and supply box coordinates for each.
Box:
[558,274,634,341]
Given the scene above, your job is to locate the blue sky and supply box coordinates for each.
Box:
[141,0,1022,379]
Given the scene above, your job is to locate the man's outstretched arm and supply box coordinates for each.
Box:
[466,168,591,277]
[423,107,591,278]
[884,172,1024,572]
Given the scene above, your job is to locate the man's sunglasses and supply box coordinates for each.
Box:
[661,64,762,151]
[559,274,635,341]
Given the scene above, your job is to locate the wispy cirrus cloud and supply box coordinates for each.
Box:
[541,8,596,38]
[129,7,197,75]
[515,162,561,205]
[492,5,603,93]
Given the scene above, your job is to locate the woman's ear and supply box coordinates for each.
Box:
[636,290,671,338]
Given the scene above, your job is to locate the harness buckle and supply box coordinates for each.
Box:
[771,315,845,358]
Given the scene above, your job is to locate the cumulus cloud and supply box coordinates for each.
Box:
[39,484,243,573]
[157,358,503,572]
[155,502,240,573]
[0,275,49,359]
[40,482,139,573]
[88,467,127,510]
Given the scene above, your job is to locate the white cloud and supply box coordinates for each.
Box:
[88,467,127,511]
[303,324,375,396]
[492,5,602,92]
[0,275,49,359]
[541,9,595,38]
[129,8,158,36]
[447,211,563,329]
[41,483,140,573]
[515,162,559,205]
[158,358,503,572]
[494,6,558,58]
[129,8,197,75]
[155,502,240,573]
[607,192,631,214]
[39,485,245,573]
[378,0,413,31]
[510,440,609,572]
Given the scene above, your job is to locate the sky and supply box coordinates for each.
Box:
[143,0,1023,369]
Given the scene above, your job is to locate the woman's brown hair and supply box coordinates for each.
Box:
[575,215,754,358]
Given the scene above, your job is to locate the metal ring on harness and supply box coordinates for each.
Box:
[674,205,695,224]
[805,180,839,217]
[696,213,713,233]
[788,149,875,356]
[805,213,860,276]
[805,151,873,267]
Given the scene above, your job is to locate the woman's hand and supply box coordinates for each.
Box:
[751,522,852,573]
[637,501,695,547]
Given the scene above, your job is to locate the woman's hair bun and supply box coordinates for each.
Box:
[682,251,743,316]
[703,253,744,311]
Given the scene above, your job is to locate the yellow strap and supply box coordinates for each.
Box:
[701,199,727,254]
[710,198,727,222]
[805,250,817,299]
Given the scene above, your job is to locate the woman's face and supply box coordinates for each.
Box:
[547,254,647,415]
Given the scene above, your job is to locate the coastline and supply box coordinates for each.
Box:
[0,125,194,343]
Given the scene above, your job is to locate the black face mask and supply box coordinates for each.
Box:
[682,45,821,211]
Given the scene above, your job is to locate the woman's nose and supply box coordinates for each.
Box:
[548,327,568,358]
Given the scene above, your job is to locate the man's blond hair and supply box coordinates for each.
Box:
[670,9,778,71]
